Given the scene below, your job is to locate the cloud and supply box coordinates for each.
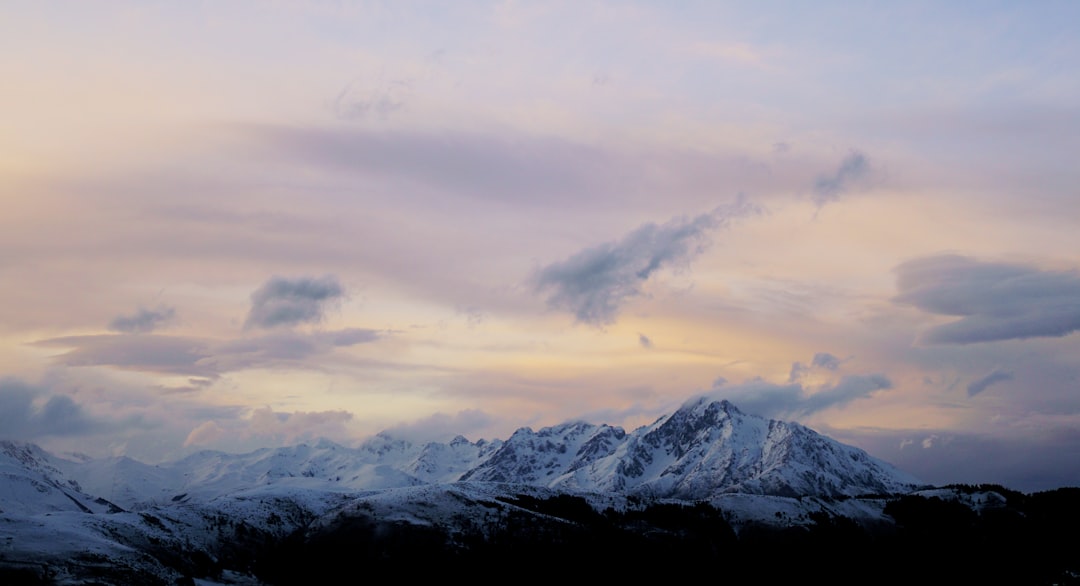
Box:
[248,407,353,441]
[788,351,842,382]
[244,275,345,329]
[638,333,653,349]
[183,420,224,447]
[381,409,496,444]
[36,334,218,378]
[332,77,410,121]
[811,352,842,370]
[108,305,176,333]
[35,328,382,379]
[214,329,382,371]
[967,369,1014,397]
[812,150,869,207]
[713,374,891,419]
[322,328,382,346]
[158,377,215,395]
[248,125,614,206]
[0,377,100,439]
[802,374,892,414]
[534,200,758,325]
[894,254,1080,344]
[184,407,355,448]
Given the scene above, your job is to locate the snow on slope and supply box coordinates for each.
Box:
[0,441,120,516]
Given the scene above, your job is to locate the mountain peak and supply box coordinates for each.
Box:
[676,395,741,415]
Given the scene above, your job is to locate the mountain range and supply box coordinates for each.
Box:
[5,397,1076,584]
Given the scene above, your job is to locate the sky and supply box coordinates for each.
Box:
[2,1,1079,491]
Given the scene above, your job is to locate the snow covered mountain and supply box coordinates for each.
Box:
[462,397,918,498]
[48,397,916,508]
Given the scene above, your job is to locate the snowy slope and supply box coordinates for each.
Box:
[0,441,121,516]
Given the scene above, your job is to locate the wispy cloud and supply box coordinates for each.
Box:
[967,369,1013,397]
[34,328,383,379]
[331,76,411,121]
[380,409,496,444]
[812,151,869,208]
[245,275,345,330]
[534,200,758,326]
[247,125,613,206]
[184,407,355,448]
[36,334,217,378]
[894,254,1080,344]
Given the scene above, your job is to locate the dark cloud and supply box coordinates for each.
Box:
[812,352,842,370]
[534,201,758,325]
[0,378,99,439]
[638,333,653,349]
[244,275,345,330]
[108,305,176,333]
[894,254,1080,344]
[812,150,869,207]
[712,365,891,419]
[967,369,1014,397]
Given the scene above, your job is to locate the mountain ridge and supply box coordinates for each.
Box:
[19,396,918,509]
